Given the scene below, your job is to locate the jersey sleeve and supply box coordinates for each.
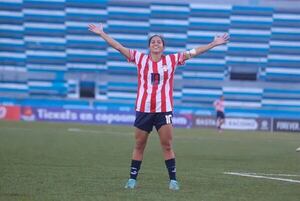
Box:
[177,52,185,66]
[127,49,141,65]
[170,52,185,67]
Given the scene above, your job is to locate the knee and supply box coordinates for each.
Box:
[135,140,146,151]
[161,142,172,152]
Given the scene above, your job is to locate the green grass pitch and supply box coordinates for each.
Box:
[1,120,300,201]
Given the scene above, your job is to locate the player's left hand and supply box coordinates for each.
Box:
[213,33,230,46]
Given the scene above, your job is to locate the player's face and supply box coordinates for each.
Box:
[149,36,164,54]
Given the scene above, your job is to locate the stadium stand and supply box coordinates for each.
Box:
[0,0,300,119]
[184,3,230,81]
[266,7,300,82]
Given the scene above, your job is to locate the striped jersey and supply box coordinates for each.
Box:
[214,99,225,112]
[128,49,185,113]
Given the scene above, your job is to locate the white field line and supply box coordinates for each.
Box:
[242,172,300,177]
[1,126,132,136]
[68,128,99,133]
[224,172,300,184]
[68,128,132,135]
[1,127,36,131]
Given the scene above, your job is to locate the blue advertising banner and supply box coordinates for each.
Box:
[21,107,193,128]
[273,119,300,133]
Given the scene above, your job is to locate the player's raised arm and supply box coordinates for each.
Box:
[184,33,229,61]
[88,23,130,59]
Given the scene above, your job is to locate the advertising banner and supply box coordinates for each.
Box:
[273,119,300,133]
[193,116,216,128]
[193,116,271,131]
[0,105,20,121]
[19,106,300,133]
[21,107,193,128]
[222,117,271,131]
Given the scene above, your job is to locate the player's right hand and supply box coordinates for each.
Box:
[88,23,104,35]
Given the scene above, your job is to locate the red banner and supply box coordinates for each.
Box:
[0,105,21,121]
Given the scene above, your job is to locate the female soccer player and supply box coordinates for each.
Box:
[214,96,226,132]
[88,23,229,190]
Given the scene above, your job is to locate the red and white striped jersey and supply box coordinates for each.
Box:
[128,49,185,113]
[214,99,225,112]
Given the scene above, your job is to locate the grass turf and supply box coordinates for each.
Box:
[0,120,300,201]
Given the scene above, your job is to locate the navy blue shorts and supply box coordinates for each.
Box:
[134,111,173,133]
[216,111,225,119]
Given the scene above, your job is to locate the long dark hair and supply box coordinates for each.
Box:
[148,34,165,47]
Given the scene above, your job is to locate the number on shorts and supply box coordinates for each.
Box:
[165,114,172,124]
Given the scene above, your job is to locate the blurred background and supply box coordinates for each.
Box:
[1,0,300,132]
